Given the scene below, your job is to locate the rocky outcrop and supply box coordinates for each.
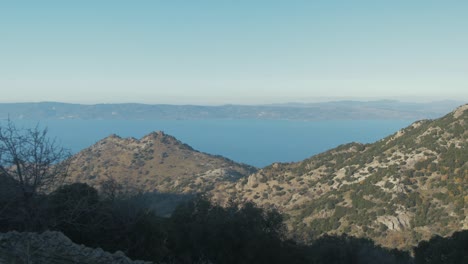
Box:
[453,104,468,118]
[0,231,152,264]
[377,212,412,231]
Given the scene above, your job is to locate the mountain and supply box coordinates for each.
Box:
[0,100,463,121]
[210,104,468,249]
[67,131,256,194]
[64,104,467,249]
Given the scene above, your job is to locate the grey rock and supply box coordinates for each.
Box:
[0,231,152,264]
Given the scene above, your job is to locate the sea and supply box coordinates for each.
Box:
[10,119,413,168]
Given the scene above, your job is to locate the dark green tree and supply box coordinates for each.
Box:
[414,231,468,264]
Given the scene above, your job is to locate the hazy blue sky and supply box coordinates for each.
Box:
[1,1,467,104]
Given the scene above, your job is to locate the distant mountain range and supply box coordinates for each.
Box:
[65,103,468,250]
[0,100,464,120]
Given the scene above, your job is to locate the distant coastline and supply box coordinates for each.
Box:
[0,100,464,121]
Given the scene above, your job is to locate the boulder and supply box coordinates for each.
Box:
[0,231,152,264]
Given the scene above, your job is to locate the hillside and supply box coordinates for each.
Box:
[67,131,256,194]
[210,104,468,249]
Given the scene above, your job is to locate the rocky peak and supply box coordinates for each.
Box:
[141,131,165,141]
[107,133,122,139]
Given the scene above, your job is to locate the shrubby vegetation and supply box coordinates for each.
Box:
[413,231,468,264]
[0,183,418,264]
[3,182,466,263]
[4,182,456,259]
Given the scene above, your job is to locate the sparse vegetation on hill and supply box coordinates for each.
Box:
[66,131,256,194]
[210,104,468,249]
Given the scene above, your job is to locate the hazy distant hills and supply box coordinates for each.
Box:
[210,104,468,249]
[0,100,463,120]
[64,103,467,250]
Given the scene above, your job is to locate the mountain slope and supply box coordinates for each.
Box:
[67,131,256,194]
[210,104,468,249]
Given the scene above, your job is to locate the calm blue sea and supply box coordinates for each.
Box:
[10,119,412,167]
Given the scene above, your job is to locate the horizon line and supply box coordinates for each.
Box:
[0,97,466,107]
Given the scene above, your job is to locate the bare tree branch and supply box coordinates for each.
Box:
[0,119,71,200]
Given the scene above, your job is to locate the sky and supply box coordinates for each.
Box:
[1,0,468,104]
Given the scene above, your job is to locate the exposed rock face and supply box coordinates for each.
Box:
[246,173,267,188]
[0,231,152,264]
[377,212,412,231]
[453,104,468,118]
